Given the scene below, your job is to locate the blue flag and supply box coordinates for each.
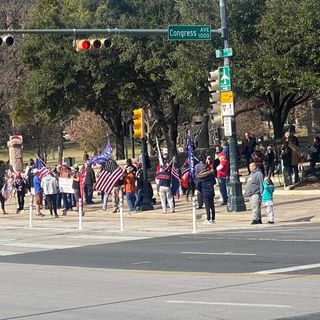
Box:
[187,137,195,180]
[89,141,112,165]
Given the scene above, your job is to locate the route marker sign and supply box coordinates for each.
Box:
[219,66,231,91]
[216,48,233,58]
[168,25,211,41]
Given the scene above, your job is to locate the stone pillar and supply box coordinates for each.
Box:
[7,135,23,171]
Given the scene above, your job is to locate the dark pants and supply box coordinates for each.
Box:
[17,191,25,210]
[56,192,62,208]
[218,178,228,204]
[84,184,94,204]
[203,192,215,221]
[62,193,72,211]
[265,165,274,178]
[197,191,203,208]
[46,194,58,215]
[186,182,195,200]
[0,194,5,211]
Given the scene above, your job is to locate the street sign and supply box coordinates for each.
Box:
[221,102,234,116]
[219,66,231,91]
[220,91,234,103]
[215,48,233,58]
[223,117,233,137]
[168,25,211,41]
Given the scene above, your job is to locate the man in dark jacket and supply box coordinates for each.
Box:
[156,167,174,214]
[241,132,256,174]
[245,162,264,225]
[84,162,96,204]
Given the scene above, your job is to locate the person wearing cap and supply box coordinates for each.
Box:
[24,158,35,192]
[13,172,27,214]
[123,166,136,213]
[33,169,44,217]
[216,152,229,206]
[156,166,175,214]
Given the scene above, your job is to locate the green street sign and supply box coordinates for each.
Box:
[215,48,233,58]
[219,66,231,91]
[168,25,211,41]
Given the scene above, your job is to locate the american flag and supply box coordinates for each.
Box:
[35,158,49,179]
[94,166,124,196]
[171,163,181,197]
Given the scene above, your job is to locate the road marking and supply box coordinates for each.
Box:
[3,243,76,249]
[166,300,291,308]
[131,261,152,265]
[256,263,320,274]
[181,251,256,256]
[0,251,24,256]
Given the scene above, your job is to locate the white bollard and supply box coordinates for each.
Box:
[192,193,197,234]
[78,197,83,230]
[119,190,124,231]
[29,195,33,228]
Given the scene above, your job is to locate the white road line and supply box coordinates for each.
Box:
[3,243,76,249]
[166,300,291,308]
[0,251,25,256]
[131,261,152,265]
[255,263,320,274]
[181,251,256,256]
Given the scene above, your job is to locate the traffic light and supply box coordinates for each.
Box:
[0,35,14,47]
[75,38,112,52]
[132,108,144,139]
[208,69,222,125]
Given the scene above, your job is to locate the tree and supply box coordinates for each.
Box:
[65,111,111,153]
[230,0,320,138]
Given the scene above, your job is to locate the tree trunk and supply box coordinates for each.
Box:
[114,118,125,160]
[58,130,64,164]
[163,99,179,158]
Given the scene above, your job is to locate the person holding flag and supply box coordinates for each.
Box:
[33,169,44,217]
[156,165,175,214]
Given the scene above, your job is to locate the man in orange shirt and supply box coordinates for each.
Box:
[123,166,136,214]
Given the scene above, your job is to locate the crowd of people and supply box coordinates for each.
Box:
[0,128,319,225]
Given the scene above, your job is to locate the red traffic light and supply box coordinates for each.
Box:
[75,39,91,52]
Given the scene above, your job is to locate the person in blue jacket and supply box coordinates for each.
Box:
[262,178,275,224]
[196,164,216,224]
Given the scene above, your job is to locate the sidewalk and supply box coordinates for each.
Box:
[0,189,319,236]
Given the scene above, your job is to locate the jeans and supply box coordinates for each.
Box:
[203,191,215,221]
[218,178,228,204]
[126,192,136,212]
[84,184,94,204]
[134,188,143,210]
[62,193,72,211]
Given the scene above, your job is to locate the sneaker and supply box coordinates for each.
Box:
[267,221,275,224]
[163,211,167,214]
[112,208,118,213]
[170,209,175,213]
[251,220,259,225]
[258,219,263,224]
[204,220,211,224]
[55,214,59,218]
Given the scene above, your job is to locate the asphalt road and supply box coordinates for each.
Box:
[0,224,320,320]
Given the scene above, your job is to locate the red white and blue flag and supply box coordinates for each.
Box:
[35,157,49,179]
[94,166,124,196]
[171,161,181,197]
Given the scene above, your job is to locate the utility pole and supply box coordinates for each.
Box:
[219,0,246,212]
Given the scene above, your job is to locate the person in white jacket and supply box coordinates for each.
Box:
[41,171,59,218]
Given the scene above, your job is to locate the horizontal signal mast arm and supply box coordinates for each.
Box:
[0,28,222,36]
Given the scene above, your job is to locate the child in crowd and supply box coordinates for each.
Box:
[262,178,275,224]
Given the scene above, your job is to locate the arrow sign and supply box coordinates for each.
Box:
[219,66,231,92]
